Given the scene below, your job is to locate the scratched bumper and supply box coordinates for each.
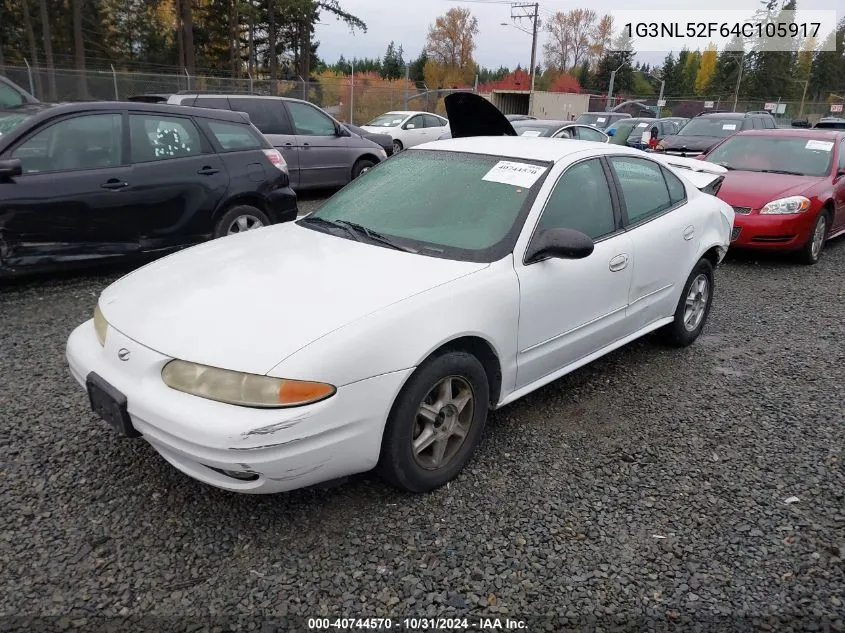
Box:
[66,320,413,494]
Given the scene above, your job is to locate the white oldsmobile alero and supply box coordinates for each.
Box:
[66,94,735,495]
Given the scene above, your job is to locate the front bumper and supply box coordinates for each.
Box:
[66,320,412,494]
[730,209,816,251]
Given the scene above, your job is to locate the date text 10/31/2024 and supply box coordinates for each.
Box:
[624,21,821,39]
[306,617,528,630]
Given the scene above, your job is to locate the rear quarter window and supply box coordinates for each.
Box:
[205,120,267,151]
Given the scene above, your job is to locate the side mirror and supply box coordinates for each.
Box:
[0,158,23,181]
[336,125,350,137]
[525,228,594,264]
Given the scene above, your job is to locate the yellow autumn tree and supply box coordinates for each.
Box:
[423,8,479,89]
[695,43,718,95]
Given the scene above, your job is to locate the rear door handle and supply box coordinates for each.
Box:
[197,167,220,175]
[609,254,629,272]
[683,225,695,240]
[100,179,128,190]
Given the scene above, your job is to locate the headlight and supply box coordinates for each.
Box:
[161,359,336,408]
[93,304,108,347]
[760,196,810,215]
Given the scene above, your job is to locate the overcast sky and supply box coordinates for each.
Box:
[314,0,840,70]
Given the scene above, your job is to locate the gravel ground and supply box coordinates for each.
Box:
[2,206,843,632]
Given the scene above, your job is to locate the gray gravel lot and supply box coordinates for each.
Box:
[2,201,844,632]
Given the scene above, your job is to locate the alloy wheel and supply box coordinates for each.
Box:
[412,376,475,470]
[227,214,264,235]
[683,274,709,332]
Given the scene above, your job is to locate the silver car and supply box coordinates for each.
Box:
[168,93,387,190]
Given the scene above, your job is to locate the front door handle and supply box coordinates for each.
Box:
[100,179,128,190]
[683,225,696,240]
[609,254,629,272]
[197,167,219,175]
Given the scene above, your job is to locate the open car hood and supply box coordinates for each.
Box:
[444,92,517,138]
[648,153,727,195]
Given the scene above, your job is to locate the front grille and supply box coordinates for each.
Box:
[751,235,796,243]
[732,206,752,215]
[731,227,742,241]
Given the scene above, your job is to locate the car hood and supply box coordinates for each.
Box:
[715,170,821,208]
[98,224,488,375]
[660,135,725,153]
[444,92,517,138]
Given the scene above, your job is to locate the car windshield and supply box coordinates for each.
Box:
[512,122,559,137]
[0,112,32,137]
[705,135,834,176]
[300,149,551,261]
[365,113,407,127]
[677,118,742,137]
[575,113,610,127]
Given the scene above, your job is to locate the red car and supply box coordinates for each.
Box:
[699,129,845,264]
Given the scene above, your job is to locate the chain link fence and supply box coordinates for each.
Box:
[1,64,456,126]
[5,64,842,126]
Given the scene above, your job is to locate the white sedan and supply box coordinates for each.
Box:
[360,110,449,154]
[66,136,734,495]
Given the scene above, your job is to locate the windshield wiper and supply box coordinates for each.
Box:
[759,169,805,176]
[299,216,364,241]
[334,220,417,253]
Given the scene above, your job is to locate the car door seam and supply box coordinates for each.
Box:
[519,304,628,355]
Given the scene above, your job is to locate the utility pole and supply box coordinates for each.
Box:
[350,60,354,124]
[606,61,627,111]
[731,52,745,113]
[509,3,540,115]
[404,63,410,109]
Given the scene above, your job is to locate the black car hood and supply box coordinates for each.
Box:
[444,92,516,138]
[659,134,724,153]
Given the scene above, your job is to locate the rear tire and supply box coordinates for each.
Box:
[377,351,489,493]
[351,158,375,180]
[658,258,714,347]
[212,205,270,239]
[795,210,828,265]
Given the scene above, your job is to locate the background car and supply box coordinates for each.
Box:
[0,101,297,277]
[813,117,845,130]
[66,93,734,496]
[168,93,387,190]
[505,114,536,121]
[343,121,393,157]
[0,75,40,109]
[609,118,682,150]
[435,120,609,143]
[656,111,777,157]
[574,111,631,130]
[700,128,845,263]
[360,110,449,153]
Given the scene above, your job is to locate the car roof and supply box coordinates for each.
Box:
[10,100,256,123]
[733,128,845,139]
[416,135,642,162]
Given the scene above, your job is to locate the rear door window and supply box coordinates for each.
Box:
[194,97,230,110]
[423,114,445,128]
[609,156,675,224]
[229,98,291,135]
[129,114,204,163]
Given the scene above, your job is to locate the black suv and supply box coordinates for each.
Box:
[0,101,297,277]
[656,111,777,157]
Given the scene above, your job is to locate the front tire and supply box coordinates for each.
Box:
[392,139,403,154]
[351,158,375,180]
[213,205,270,239]
[658,258,714,347]
[377,351,490,493]
[796,210,828,265]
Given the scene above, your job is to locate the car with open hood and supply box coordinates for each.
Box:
[699,128,845,264]
[66,93,733,496]
[656,111,776,157]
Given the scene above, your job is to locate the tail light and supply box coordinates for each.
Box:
[262,149,288,174]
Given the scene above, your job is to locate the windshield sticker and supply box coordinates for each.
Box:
[805,139,833,151]
[637,122,648,127]
[597,117,607,123]
[721,124,737,130]
[520,130,542,137]
[482,161,548,188]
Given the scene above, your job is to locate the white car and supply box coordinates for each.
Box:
[360,110,449,154]
[66,96,734,496]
